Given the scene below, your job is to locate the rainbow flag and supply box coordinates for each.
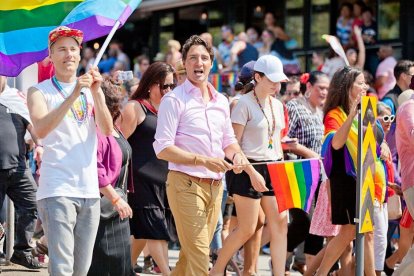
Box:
[267,158,320,213]
[0,0,141,77]
[210,73,222,92]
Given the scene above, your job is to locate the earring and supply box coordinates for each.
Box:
[305,90,311,98]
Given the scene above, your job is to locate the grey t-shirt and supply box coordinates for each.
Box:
[231,91,285,161]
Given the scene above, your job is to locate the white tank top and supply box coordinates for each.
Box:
[34,79,99,200]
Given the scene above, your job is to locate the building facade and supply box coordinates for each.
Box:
[96,0,412,73]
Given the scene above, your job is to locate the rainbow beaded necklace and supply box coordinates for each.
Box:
[52,76,88,124]
[253,89,276,149]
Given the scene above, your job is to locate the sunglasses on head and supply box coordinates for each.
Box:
[380,115,395,123]
[160,83,176,90]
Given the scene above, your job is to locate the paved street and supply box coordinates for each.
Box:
[0,250,303,275]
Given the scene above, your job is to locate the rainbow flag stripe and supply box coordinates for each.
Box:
[0,0,141,77]
[210,73,222,92]
[267,158,320,213]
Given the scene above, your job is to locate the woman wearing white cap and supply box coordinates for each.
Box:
[210,55,288,276]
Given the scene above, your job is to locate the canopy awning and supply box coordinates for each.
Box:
[138,0,215,13]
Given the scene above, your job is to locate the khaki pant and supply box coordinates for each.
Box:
[166,171,223,276]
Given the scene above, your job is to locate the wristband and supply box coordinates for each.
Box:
[111,197,121,205]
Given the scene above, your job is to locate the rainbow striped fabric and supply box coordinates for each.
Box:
[0,0,141,77]
[322,106,358,179]
[267,158,320,213]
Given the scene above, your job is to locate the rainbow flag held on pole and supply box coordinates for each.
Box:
[267,158,320,213]
[0,0,141,77]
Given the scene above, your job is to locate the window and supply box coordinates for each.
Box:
[310,1,330,47]
[286,1,304,49]
[378,0,400,40]
[159,12,174,54]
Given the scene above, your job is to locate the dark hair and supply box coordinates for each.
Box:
[101,78,124,122]
[182,35,214,62]
[137,54,149,65]
[353,0,366,10]
[253,71,265,83]
[394,60,414,80]
[324,66,362,117]
[130,62,175,100]
[340,2,353,13]
[362,6,374,15]
[235,78,254,93]
[299,71,328,93]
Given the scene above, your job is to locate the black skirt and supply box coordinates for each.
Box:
[330,146,357,225]
[130,207,176,241]
[88,216,134,276]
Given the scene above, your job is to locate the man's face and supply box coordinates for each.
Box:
[184,45,212,87]
[49,37,81,75]
[402,66,414,88]
[0,76,6,93]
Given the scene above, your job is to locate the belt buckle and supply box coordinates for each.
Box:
[211,179,219,186]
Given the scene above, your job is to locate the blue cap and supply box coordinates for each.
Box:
[238,61,256,81]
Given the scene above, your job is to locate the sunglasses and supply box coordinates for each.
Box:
[380,115,395,123]
[160,83,176,90]
[286,90,301,97]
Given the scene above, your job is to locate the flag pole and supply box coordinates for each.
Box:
[93,20,121,67]
[233,157,322,166]
[355,102,364,276]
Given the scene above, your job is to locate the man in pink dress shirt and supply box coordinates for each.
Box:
[395,89,414,275]
[153,35,253,276]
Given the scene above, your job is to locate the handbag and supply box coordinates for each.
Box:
[388,194,402,220]
[100,135,130,220]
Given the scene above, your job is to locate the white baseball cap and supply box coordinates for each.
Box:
[253,55,289,83]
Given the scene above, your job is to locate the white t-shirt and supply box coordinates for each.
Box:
[34,79,99,200]
[231,91,285,161]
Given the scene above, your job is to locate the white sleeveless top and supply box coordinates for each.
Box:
[34,79,99,200]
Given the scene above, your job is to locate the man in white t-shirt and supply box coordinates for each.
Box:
[27,26,113,275]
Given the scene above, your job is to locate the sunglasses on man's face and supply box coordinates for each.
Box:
[160,83,176,91]
[380,115,395,123]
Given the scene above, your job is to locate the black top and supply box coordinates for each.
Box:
[361,21,378,45]
[114,130,132,193]
[238,43,259,69]
[127,103,169,208]
[0,103,29,170]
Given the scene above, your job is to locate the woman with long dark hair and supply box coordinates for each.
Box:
[121,62,176,276]
[316,67,374,276]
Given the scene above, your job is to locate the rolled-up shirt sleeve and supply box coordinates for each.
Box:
[153,95,181,155]
[222,110,237,150]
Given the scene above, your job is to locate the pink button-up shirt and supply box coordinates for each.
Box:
[396,95,414,191]
[153,79,237,179]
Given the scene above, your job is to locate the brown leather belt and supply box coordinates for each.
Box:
[173,171,221,186]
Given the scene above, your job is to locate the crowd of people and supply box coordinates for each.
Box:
[0,2,414,276]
